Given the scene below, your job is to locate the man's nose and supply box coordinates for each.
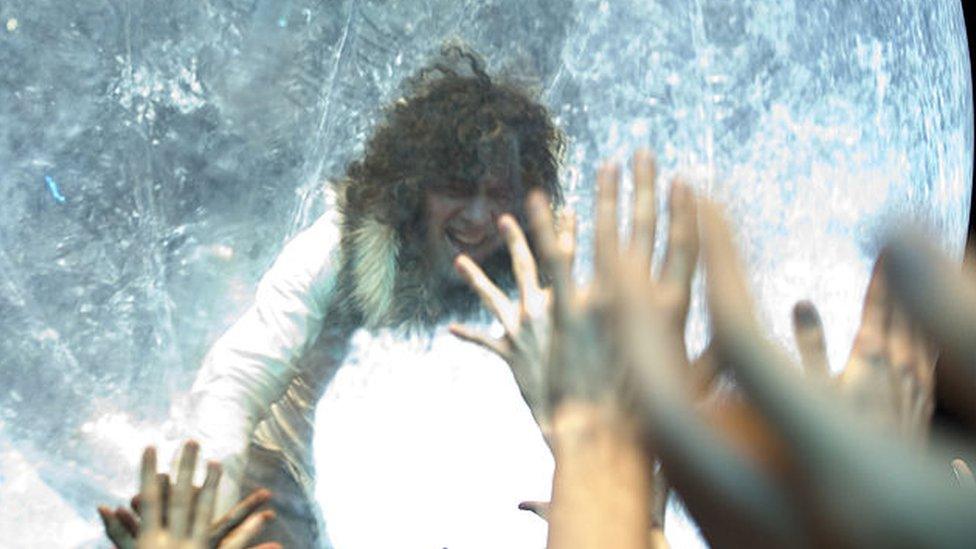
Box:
[459,194,494,227]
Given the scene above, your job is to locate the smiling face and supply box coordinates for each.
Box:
[424,177,521,282]
[339,49,564,326]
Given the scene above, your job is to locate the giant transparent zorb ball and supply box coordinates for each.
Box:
[0,1,971,548]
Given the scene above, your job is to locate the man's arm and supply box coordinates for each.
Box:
[187,211,342,507]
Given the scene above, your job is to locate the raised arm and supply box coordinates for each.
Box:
[187,210,342,507]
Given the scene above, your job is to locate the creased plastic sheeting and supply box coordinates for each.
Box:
[0,1,970,547]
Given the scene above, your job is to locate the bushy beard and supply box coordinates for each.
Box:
[391,228,516,330]
[437,245,516,319]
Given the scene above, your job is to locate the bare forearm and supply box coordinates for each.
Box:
[547,402,654,549]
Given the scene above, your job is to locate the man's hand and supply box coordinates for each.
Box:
[98,441,280,549]
[449,210,574,444]
[450,151,701,430]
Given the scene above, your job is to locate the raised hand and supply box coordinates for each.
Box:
[99,445,217,549]
[526,166,648,549]
[99,441,279,549]
[449,208,575,444]
[588,170,807,548]
[790,260,936,442]
[698,204,974,548]
[451,150,701,420]
[882,234,976,425]
[525,150,704,549]
[126,486,276,549]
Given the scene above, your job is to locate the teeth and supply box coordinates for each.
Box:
[448,231,482,246]
[446,234,463,252]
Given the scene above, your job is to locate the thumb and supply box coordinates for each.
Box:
[951,458,975,489]
[517,500,550,521]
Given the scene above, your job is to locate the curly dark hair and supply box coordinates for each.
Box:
[342,46,565,231]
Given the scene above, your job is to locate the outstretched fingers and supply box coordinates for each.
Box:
[660,181,700,318]
[210,488,273,543]
[220,509,278,549]
[851,258,891,364]
[448,323,508,357]
[114,507,140,539]
[700,201,833,448]
[887,306,922,433]
[169,440,200,537]
[556,207,578,282]
[98,506,136,549]
[191,461,222,541]
[883,235,976,420]
[700,202,759,346]
[595,162,621,285]
[699,202,928,541]
[527,191,573,322]
[130,473,171,517]
[498,214,546,316]
[454,254,519,334]
[139,446,162,533]
[629,149,657,271]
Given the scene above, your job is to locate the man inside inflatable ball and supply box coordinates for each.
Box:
[186,46,566,547]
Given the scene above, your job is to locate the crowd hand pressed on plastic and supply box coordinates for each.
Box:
[882,234,976,489]
[99,441,280,549]
[454,149,705,548]
[523,154,673,549]
[563,154,785,549]
[557,174,976,549]
[551,152,701,549]
[882,233,976,428]
[455,183,653,549]
[638,204,976,548]
[127,488,276,549]
[790,259,936,444]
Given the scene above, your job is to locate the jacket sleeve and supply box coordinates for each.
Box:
[186,211,342,505]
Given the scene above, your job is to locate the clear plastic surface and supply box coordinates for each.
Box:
[0,1,970,547]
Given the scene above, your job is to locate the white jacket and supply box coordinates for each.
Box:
[188,204,344,513]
